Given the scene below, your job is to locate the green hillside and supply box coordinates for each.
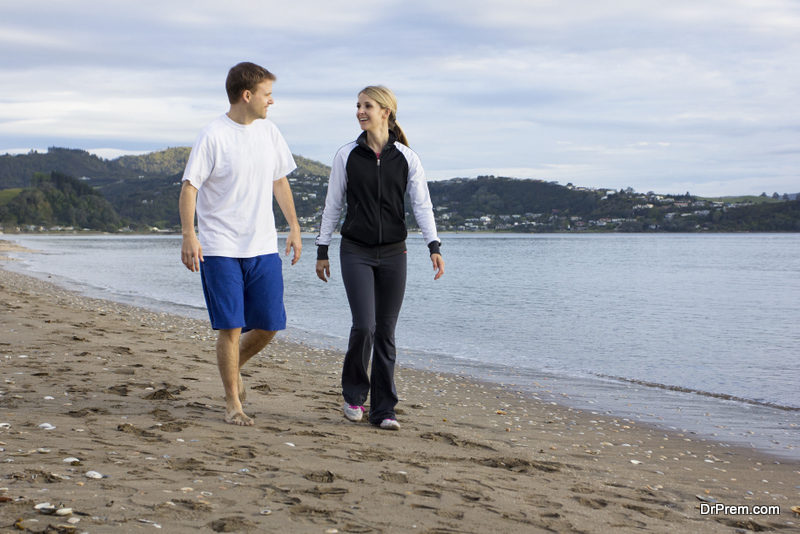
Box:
[1,147,798,233]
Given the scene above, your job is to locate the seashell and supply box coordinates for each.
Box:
[63,457,81,463]
[38,423,56,430]
[55,507,73,516]
[34,502,56,514]
[791,505,800,516]
[85,470,104,479]
[695,494,717,504]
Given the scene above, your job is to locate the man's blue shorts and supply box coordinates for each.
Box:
[200,254,286,332]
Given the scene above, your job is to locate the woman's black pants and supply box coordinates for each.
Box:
[340,243,407,424]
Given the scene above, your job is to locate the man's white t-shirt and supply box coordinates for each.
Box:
[182,114,297,257]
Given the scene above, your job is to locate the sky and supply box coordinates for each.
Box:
[1,1,799,197]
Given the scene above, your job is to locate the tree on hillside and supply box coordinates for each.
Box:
[0,172,123,230]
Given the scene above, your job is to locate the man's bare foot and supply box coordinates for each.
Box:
[224,410,254,426]
[238,373,246,404]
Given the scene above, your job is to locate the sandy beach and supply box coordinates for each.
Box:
[1,242,798,533]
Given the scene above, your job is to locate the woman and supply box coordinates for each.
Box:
[315,85,445,430]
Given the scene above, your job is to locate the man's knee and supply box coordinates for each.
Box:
[218,328,242,343]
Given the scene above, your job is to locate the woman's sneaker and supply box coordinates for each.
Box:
[379,418,400,430]
[343,403,364,422]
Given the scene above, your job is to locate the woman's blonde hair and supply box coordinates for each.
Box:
[359,85,409,146]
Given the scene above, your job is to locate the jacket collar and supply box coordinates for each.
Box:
[356,130,397,155]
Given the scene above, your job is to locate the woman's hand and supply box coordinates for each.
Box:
[316,259,331,282]
[431,253,445,280]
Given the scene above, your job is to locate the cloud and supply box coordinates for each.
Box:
[1,1,798,196]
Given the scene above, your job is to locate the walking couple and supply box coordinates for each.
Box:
[179,62,444,430]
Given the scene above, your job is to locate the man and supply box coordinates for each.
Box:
[179,61,301,426]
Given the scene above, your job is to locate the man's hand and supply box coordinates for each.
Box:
[178,181,202,272]
[181,234,203,272]
[285,227,302,265]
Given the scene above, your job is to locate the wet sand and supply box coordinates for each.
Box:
[1,244,798,533]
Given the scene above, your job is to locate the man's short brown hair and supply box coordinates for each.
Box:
[226,62,276,104]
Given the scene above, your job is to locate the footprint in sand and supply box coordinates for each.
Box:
[167,457,206,471]
[304,470,336,483]
[226,446,257,459]
[67,407,109,417]
[476,456,564,474]
[302,486,349,499]
[107,384,129,396]
[380,472,408,483]
[419,431,496,451]
[154,421,189,432]
[149,408,175,422]
[117,423,163,441]
[144,384,186,400]
[622,503,674,520]
[574,496,608,509]
[251,383,272,394]
[208,516,258,532]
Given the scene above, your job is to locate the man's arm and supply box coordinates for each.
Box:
[273,176,302,265]
[179,181,203,272]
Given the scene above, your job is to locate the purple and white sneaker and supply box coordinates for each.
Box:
[379,418,400,430]
[343,403,365,422]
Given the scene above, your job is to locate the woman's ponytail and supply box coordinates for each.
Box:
[388,114,409,146]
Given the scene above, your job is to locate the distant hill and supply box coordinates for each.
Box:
[115,147,191,175]
[0,171,122,231]
[0,148,142,188]
[0,147,329,230]
[1,147,798,232]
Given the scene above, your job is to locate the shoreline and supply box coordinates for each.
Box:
[3,236,800,460]
[1,260,799,531]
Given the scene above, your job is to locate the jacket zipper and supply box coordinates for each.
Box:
[376,156,383,246]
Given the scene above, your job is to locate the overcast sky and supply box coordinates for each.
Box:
[2,1,799,196]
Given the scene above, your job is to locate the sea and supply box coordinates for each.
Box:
[4,233,799,459]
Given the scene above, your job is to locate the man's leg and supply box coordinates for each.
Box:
[216,328,254,426]
[236,329,277,402]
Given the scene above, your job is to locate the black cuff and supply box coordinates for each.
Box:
[427,240,441,256]
[317,245,329,261]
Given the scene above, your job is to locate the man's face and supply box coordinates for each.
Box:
[246,80,274,120]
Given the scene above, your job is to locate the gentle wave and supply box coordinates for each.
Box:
[597,374,800,412]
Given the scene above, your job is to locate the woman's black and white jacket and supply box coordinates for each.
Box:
[316,131,440,259]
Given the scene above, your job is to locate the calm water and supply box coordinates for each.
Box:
[6,233,800,458]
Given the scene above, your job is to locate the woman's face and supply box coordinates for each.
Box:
[356,93,390,132]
